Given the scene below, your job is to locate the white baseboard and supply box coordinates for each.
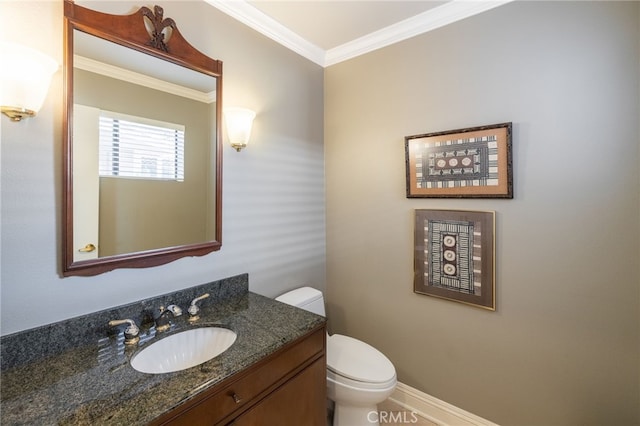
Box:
[389,382,499,426]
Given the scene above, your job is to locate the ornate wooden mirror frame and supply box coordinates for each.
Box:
[62,0,223,276]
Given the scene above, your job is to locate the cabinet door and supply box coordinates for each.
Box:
[230,357,326,426]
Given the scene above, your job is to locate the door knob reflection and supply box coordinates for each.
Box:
[78,243,96,252]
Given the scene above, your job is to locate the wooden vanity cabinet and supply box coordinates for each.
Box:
[150,325,326,426]
[231,357,326,425]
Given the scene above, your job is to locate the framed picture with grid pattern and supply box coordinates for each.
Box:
[405,123,513,198]
[414,209,496,310]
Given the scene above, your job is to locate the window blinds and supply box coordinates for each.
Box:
[99,111,185,181]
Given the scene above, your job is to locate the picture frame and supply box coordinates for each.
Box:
[405,122,513,198]
[414,209,495,311]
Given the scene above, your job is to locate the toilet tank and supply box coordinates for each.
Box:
[275,287,325,316]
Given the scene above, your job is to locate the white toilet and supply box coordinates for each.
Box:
[276,287,397,426]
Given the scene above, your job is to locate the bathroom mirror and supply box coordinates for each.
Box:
[62,0,223,276]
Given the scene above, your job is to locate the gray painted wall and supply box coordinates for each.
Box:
[325,1,639,425]
[0,1,325,334]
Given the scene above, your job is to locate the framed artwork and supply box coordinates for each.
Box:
[405,122,513,198]
[414,209,495,310]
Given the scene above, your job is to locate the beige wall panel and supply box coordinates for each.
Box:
[325,1,639,424]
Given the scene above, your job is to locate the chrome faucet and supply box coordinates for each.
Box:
[109,318,140,345]
[154,304,182,332]
[188,293,210,322]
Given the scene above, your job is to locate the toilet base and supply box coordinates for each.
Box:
[327,369,396,426]
[333,403,379,426]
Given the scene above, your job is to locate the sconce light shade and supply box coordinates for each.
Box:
[0,42,58,121]
[224,107,256,152]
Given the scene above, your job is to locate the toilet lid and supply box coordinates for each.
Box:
[327,334,396,383]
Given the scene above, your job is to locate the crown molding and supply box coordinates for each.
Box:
[74,55,216,103]
[325,0,514,67]
[204,0,326,66]
[205,0,513,68]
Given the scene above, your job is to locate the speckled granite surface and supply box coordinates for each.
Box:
[0,274,325,425]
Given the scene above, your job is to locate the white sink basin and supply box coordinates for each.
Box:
[130,327,237,374]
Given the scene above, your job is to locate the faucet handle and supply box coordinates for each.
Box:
[166,304,182,316]
[108,319,140,345]
[188,293,210,322]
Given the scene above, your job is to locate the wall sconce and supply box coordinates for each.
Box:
[224,107,256,152]
[0,42,58,122]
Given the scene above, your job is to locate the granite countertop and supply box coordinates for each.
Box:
[0,275,325,425]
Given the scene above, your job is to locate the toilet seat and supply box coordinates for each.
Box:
[327,368,397,391]
[327,334,396,385]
